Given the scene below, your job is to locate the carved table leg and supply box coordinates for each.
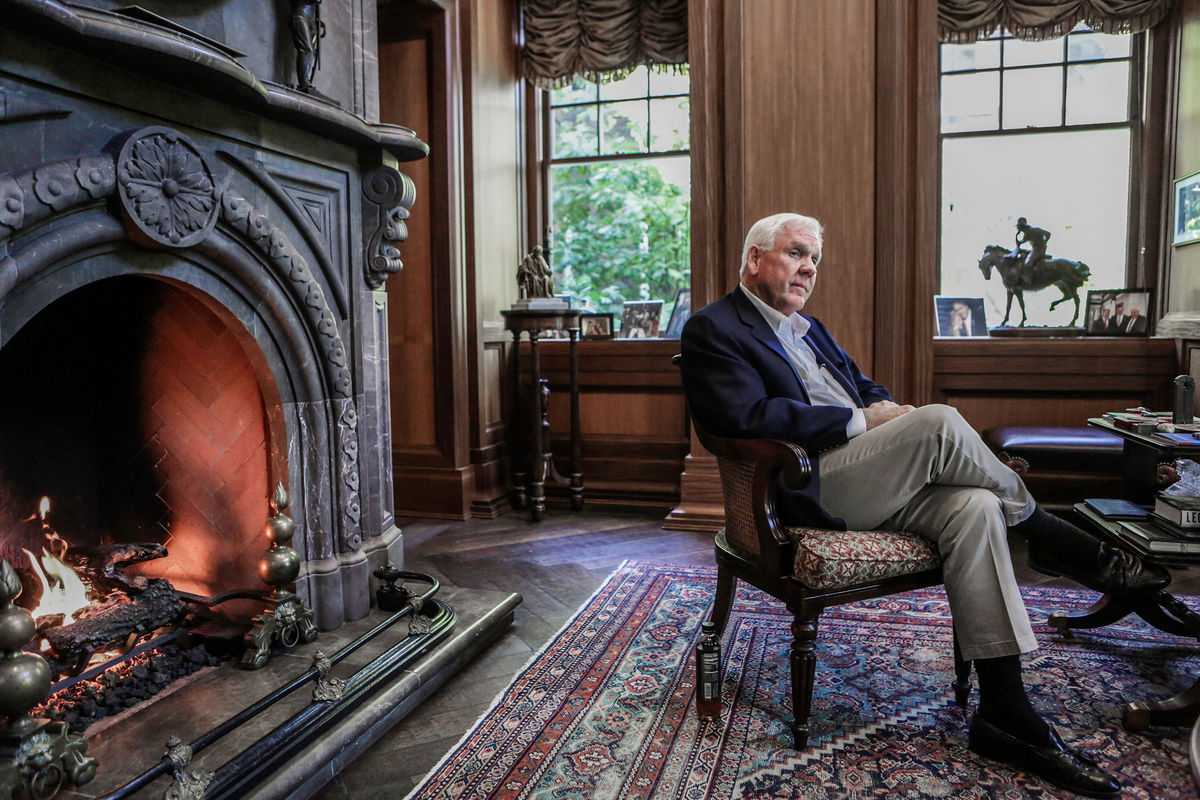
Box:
[509,330,527,509]
[528,332,545,522]
[1048,593,1137,637]
[1124,677,1200,731]
[568,327,583,510]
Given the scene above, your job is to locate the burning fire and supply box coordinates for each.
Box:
[19,496,91,622]
[23,548,90,623]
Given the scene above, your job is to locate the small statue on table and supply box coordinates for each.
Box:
[513,246,567,310]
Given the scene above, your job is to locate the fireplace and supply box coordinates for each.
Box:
[0,1,426,634]
[0,5,528,796]
[0,277,273,607]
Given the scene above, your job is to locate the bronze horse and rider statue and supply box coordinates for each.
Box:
[977,217,1091,327]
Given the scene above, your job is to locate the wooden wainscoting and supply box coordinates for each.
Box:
[932,337,1178,430]
[532,339,689,507]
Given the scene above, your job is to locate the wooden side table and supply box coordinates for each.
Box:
[502,308,583,521]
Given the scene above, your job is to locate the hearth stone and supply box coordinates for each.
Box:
[75,585,519,799]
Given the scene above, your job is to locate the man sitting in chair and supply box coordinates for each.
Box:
[680,212,1168,799]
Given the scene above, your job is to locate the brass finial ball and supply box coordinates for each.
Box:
[264,513,296,545]
[259,546,300,586]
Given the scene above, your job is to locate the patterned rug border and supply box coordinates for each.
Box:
[403,560,1200,799]
[403,560,709,799]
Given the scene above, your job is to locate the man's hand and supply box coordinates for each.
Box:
[864,401,915,430]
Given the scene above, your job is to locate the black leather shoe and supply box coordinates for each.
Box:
[1029,541,1170,596]
[968,715,1120,798]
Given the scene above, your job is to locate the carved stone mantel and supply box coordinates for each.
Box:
[0,1,427,629]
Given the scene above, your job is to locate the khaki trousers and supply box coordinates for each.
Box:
[817,404,1039,661]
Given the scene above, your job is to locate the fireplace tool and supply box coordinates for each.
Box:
[0,559,98,799]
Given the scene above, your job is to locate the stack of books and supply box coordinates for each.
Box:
[1103,494,1200,555]
[1103,410,1172,434]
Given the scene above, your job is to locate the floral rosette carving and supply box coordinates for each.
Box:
[116,127,218,248]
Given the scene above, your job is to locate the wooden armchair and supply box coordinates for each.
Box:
[694,422,971,748]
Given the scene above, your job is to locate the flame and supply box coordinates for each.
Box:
[22,547,91,623]
[39,496,51,520]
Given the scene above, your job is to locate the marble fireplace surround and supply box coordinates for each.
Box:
[0,0,426,631]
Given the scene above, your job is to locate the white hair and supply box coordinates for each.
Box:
[739,213,824,276]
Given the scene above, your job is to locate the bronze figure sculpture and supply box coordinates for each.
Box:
[517,246,555,300]
[290,0,325,93]
[977,242,1091,327]
[1012,217,1051,271]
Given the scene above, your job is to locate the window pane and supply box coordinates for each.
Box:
[553,104,598,158]
[1002,66,1062,129]
[940,129,1130,327]
[1066,62,1129,125]
[649,97,689,151]
[599,66,648,101]
[649,67,690,96]
[551,76,598,106]
[1068,32,1131,61]
[550,157,690,318]
[942,40,1000,72]
[601,100,648,155]
[941,72,999,133]
[1003,37,1064,67]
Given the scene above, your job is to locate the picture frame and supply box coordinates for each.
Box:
[580,313,614,340]
[1174,170,1200,247]
[934,296,988,338]
[1084,288,1151,336]
[618,300,663,339]
[664,288,692,339]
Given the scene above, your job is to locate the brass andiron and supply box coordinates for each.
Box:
[241,483,318,669]
[164,735,212,800]
[373,560,410,612]
[0,560,97,798]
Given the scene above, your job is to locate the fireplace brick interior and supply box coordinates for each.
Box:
[0,277,272,616]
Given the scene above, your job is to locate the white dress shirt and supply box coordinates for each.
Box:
[739,285,866,438]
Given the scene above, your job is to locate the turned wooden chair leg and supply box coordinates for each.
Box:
[709,566,736,635]
[952,627,972,708]
[789,608,820,749]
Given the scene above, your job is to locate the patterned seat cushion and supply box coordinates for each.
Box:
[788,527,941,590]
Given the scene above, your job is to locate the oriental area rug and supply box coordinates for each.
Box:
[406,561,1200,799]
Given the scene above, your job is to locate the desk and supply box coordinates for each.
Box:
[1087,417,1199,503]
[502,308,583,521]
[1063,504,1200,729]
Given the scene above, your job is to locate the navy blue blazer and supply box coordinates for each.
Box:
[680,288,891,528]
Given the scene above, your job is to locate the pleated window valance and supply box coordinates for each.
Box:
[521,0,688,90]
[939,0,1174,43]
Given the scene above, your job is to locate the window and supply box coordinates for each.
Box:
[546,66,690,337]
[939,28,1138,328]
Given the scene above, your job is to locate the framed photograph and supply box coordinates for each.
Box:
[1084,288,1151,336]
[580,313,614,340]
[934,296,988,337]
[1174,171,1200,247]
[619,300,663,339]
[664,288,692,339]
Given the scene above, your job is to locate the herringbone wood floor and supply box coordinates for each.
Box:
[314,504,1200,799]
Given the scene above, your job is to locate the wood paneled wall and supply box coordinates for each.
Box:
[463,0,524,517]
[933,338,1177,432]
[538,340,688,506]
[379,3,474,519]
[671,0,938,530]
[375,0,1192,523]
[1162,0,1200,326]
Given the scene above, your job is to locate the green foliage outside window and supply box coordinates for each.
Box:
[551,160,689,315]
[548,68,690,328]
